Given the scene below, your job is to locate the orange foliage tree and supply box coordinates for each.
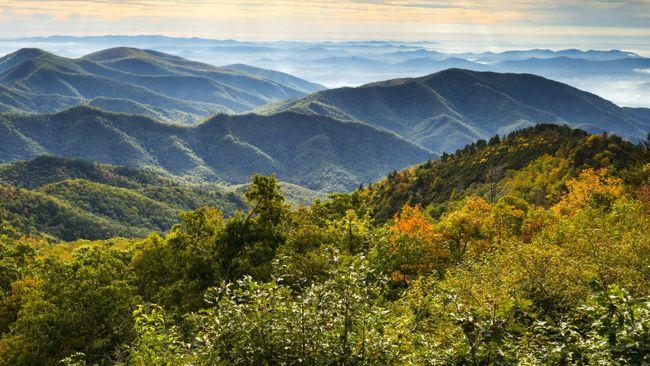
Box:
[388,205,446,283]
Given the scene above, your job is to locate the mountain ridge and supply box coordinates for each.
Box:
[0,106,432,191]
[357,123,648,220]
[260,68,649,153]
[0,47,323,123]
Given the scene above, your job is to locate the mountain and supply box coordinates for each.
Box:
[261,69,649,153]
[222,63,325,94]
[0,155,173,189]
[395,57,483,70]
[3,36,646,107]
[0,156,245,241]
[467,48,641,63]
[359,124,648,221]
[493,57,650,78]
[0,47,320,123]
[307,56,390,70]
[9,35,248,47]
[624,107,650,126]
[0,106,431,192]
[0,83,79,114]
[380,49,449,61]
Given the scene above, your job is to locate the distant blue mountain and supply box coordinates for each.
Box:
[261,69,649,153]
[462,48,641,63]
[380,49,449,61]
[493,57,650,77]
[10,35,247,47]
[0,47,322,123]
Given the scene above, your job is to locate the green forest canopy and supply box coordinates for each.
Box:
[0,125,649,365]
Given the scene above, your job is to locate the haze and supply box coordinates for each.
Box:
[1,1,650,106]
[0,1,649,50]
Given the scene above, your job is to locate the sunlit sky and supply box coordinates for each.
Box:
[1,1,649,49]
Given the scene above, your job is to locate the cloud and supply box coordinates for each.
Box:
[0,1,523,23]
[0,0,648,39]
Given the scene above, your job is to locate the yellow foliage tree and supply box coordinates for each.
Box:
[437,197,493,261]
[552,168,623,216]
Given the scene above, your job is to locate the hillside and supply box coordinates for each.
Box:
[358,124,648,220]
[223,63,325,94]
[624,107,650,126]
[0,155,171,189]
[261,69,649,153]
[0,106,432,192]
[0,156,245,241]
[1,125,648,365]
[0,47,320,124]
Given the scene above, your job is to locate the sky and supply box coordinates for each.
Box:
[0,1,649,51]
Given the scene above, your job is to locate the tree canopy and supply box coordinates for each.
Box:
[0,126,648,365]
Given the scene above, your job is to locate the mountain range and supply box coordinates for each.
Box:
[460,48,641,63]
[261,69,650,153]
[0,47,648,194]
[0,106,431,192]
[0,47,323,124]
[1,67,648,191]
[241,45,650,108]
[492,57,650,78]
[3,36,647,108]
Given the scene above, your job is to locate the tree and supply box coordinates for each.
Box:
[386,205,446,285]
[130,207,224,314]
[0,236,38,334]
[437,197,492,262]
[485,165,505,203]
[219,175,289,282]
[0,246,139,365]
[552,168,623,216]
[180,257,395,365]
[244,174,287,226]
[127,304,188,366]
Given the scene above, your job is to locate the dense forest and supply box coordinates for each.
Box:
[0,156,246,241]
[0,106,430,192]
[0,125,649,365]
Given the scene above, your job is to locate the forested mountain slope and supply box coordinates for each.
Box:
[0,47,320,123]
[358,124,648,220]
[261,69,649,153]
[624,107,650,126]
[0,106,431,191]
[1,126,648,365]
[0,156,245,241]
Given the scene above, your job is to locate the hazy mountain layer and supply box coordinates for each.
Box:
[3,36,647,106]
[0,106,431,191]
[262,69,649,153]
[0,47,323,124]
